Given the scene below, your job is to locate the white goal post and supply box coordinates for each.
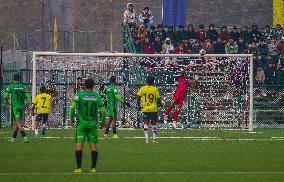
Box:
[32,52,254,131]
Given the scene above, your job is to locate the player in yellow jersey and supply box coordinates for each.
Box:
[30,86,53,139]
[137,76,162,144]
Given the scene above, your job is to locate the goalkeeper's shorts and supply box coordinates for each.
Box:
[75,125,98,144]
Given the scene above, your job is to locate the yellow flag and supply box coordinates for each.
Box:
[273,0,284,27]
[54,16,58,50]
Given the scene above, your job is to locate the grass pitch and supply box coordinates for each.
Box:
[0,128,284,182]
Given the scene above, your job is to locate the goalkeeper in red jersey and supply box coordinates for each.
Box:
[165,71,191,128]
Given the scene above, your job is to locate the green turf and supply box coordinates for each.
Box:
[0,128,284,182]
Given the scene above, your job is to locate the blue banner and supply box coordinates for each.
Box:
[162,0,187,27]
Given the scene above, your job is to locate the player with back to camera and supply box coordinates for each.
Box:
[5,74,32,143]
[137,76,163,143]
[104,76,130,139]
[70,78,106,173]
[30,86,53,139]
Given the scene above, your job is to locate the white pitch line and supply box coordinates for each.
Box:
[271,137,284,138]
[0,171,284,176]
[1,136,284,141]
[123,136,220,139]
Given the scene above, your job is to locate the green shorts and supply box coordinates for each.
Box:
[107,106,117,118]
[12,105,24,121]
[76,125,98,144]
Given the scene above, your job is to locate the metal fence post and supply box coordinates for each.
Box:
[62,70,68,127]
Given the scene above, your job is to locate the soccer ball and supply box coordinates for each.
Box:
[199,49,206,56]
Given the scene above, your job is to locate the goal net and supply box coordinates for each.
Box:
[31,52,254,131]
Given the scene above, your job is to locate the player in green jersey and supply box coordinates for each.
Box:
[4,74,32,143]
[70,78,106,173]
[104,76,130,139]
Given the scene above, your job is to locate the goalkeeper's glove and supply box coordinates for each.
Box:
[124,101,130,107]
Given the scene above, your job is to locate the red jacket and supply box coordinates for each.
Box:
[197,29,206,42]
[174,75,191,97]
[143,43,155,54]
[218,31,230,42]
[174,46,185,54]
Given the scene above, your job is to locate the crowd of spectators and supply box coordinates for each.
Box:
[123,3,284,85]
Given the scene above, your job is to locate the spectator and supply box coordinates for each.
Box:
[174,42,186,54]
[248,42,257,55]
[255,66,265,84]
[156,24,167,42]
[186,24,197,40]
[214,38,226,54]
[262,25,274,42]
[130,26,138,40]
[225,38,238,54]
[166,26,177,46]
[248,23,262,43]
[134,39,143,53]
[255,66,266,97]
[256,38,269,67]
[123,3,137,27]
[277,38,284,70]
[256,38,269,57]
[240,25,249,43]
[265,63,276,85]
[230,26,240,42]
[192,40,203,54]
[218,26,230,43]
[138,24,147,41]
[147,25,156,43]
[183,39,192,53]
[206,24,218,43]
[237,37,248,54]
[138,7,153,29]
[203,39,214,54]
[142,37,155,54]
[277,37,284,55]
[175,25,187,44]
[161,37,175,54]
[196,24,206,42]
[274,24,283,40]
[268,36,279,63]
[153,36,162,53]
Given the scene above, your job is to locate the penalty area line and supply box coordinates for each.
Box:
[0,171,284,176]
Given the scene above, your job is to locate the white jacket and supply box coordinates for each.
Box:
[124,9,137,25]
[139,10,153,23]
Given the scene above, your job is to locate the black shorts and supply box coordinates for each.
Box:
[143,112,158,122]
[36,114,49,123]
